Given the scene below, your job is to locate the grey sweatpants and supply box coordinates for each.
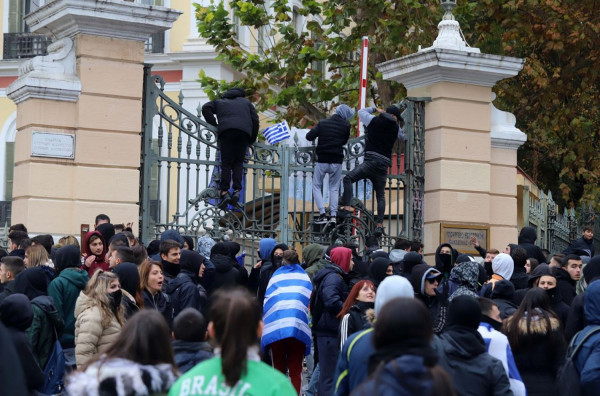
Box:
[312,162,343,216]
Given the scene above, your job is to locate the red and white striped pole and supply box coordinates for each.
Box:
[357,36,369,136]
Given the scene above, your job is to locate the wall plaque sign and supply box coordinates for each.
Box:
[440,223,490,255]
[31,132,75,159]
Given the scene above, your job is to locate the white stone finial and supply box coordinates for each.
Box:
[420,19,480,54]
[490,93,527,150]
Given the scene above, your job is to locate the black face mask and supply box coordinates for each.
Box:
[273,256,283,267]
[484,261,494,279]
[545,287,557,301]
[108,289,122,310]
[439,254,452,271]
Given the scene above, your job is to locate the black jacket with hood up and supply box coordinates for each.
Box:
[305,114,351,164]
[518,227,547,263]
[201,88,259,143]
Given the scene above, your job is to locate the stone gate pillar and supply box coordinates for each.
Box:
[7,0,180,236]
[378,12,526,259]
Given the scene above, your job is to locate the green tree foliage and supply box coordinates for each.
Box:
[196,0,600,208]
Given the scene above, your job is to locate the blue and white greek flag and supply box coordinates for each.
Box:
[261,264,313,355]
[263,121,291,144]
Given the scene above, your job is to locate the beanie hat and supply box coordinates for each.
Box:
[335,104,355,121]
[385,105,402,122]
[447,295,481,329]
[402,252,424,276]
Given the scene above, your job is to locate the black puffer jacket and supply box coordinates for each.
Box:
[305,114,351,164]
[555,268,577,305]
[518,227,547,263]
[312,264,349,337]
[165,270,208,318]
[201,88,259,143]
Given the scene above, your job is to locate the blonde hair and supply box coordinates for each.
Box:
[56,235,80,249]
[25,244,49,268]
[84,270,125,327]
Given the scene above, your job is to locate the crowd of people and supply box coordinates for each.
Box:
[1,216,600,396]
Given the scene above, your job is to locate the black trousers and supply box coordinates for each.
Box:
[219,129,250,192]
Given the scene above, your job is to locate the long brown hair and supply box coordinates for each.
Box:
[25,244,48,268]
[100,310,175,368]
[138,260,162,292]
[210,288,261,387]
[84,270,125,327]
[337,280,375,319]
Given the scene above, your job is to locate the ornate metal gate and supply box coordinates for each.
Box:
[140,65,426,262]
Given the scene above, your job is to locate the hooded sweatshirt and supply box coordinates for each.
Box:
[166,250,208,317]
[434,243,458,278]
[83,230,109,276]
[369,257,391,287]
[330,247,352,273]
[518,227,547,263]
[480,253,514,297]
[48,247,90,348]
[305,106,352,164]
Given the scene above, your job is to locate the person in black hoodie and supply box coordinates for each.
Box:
[517,226,547,263]
[202,87,259,206]
[369,257,392,287]
[254,243,287,309]
[306,104,353,224]
[489,280,518,319]
[166,249,208,318]
[434,295,511,395]
[339,106,406,236]
[555,253,582,305]
[222,241,249,285]
[434,243,458,280]
[531,268,570,329]
[208,242,244,294]
[510,246,530,291]
[410,264,443,328]
[565,256,600,340]
[0,294,44,394]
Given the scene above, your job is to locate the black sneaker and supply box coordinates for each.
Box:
[314,213,329,224]
[338,209,353,218]
[217,192,231,209]
[230,190,240,205]
[374,226,385,237]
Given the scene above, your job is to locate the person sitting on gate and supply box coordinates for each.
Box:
[339,106,406,237]
[306,104,354,226]
[201,88,259,208]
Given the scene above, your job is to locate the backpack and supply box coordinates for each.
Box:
[557,325,600,396]
[38,324,66,396]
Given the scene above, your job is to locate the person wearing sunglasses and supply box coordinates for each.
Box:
[410,264,443,329]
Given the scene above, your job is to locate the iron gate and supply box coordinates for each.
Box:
[139,65,426,263]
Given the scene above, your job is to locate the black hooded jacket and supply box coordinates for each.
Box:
[209,243,244,294]
[166,250,208,317]
[312,264,349,336]
[305,114,351,164]
[254,243,288,309]
[201,88,260,142]
[518,227,547,263]
[489,280,518,319]
[564,236,595,257]
[410,264,441,325]
[0,294,44,392]
[434,243,458,278]
[555,268,577,305]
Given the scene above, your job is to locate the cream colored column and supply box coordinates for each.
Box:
[6,0,180,236]
[378,17,525,260]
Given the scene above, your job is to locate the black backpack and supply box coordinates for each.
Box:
[557,325,600,396]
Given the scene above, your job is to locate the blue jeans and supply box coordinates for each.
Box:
[313,162,343,216]
[342,152,389,223]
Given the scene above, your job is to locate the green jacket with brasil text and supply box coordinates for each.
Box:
[168,356,296,396]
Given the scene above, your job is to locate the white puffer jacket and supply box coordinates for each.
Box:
[74,291,122,368]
